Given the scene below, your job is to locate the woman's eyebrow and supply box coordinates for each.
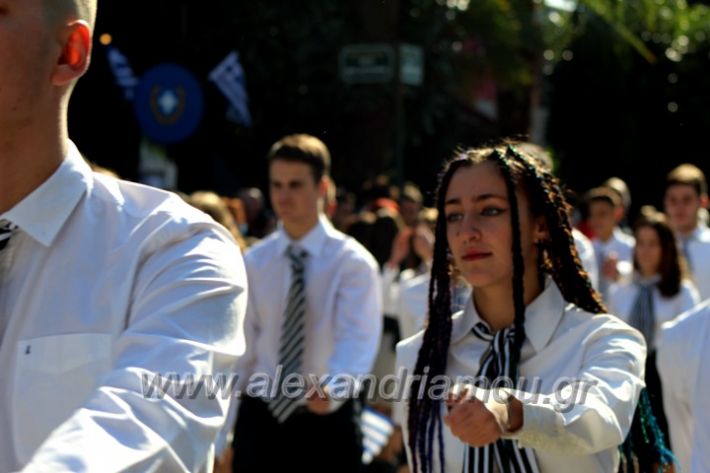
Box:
[445,193,507,206]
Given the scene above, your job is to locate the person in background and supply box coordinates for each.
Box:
[229,134,382,473]
[586,187,635,300]
[399,183,424,229]
[238,187,277,239]
[608,208,700,445]
[189,191,247,252]
[332,188,357,232]
[602,176,633,234]
[663,163,710,300]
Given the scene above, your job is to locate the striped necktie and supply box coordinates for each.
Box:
[628,282,656,347]
[464,322,540,473]
[680,236,693,271]
[0,221,15,252]
[268,244,308,423]
[596,249,609,299]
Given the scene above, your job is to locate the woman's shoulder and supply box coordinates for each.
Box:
[679,278,701,298]
[560,302,645,348]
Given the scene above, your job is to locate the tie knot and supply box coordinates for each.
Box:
[471,321,516,345]
[287,245,307,269]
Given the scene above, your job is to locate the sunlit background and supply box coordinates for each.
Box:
[70,0,710,216]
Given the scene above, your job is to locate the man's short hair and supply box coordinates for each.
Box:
[44,0,98,29]
[401,183,423,205]
[586,187,621,209]
[267,134,331,183]
[665,164,708,197]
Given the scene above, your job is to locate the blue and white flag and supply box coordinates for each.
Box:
[209,51,253,128]
[106,46,139,101]
[361,406,395,465]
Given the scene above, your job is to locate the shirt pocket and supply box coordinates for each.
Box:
[12,333,112,464]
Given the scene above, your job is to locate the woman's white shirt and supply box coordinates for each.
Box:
[608,276,700,350]
[395,280,646,473]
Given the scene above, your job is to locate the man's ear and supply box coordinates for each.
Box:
[318,176,330,198]
[700,193,709,209]
[612,206,624,223]
[52,20,92,86]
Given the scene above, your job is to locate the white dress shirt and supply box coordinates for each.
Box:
[573,229,599,291]
[657,299,710,473]
[608,276,700,349]
[592,228,635,299]
[395,279,646,473]
[381,263,423,316]
[233,215,382,406]
[396,274,470,341]
[680,223,710,300]
[0,142,247,472]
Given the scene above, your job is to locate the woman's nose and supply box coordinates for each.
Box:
[459,214,482,240]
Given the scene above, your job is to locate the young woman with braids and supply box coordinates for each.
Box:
[395,145,670,472]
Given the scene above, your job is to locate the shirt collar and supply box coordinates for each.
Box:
[0,141,92,247]
[633,272,661,286]
[275,214,333,258]
[451,277,567,354]
[686,222,709,241]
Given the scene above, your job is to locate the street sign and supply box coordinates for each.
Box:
[339,43,424,86]
[339,44,394,84]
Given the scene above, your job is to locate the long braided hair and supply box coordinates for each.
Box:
[407,144,607,473]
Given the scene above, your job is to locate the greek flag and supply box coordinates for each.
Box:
[106,46,138,101]
[361,406,395,465]
[209,51,253,128]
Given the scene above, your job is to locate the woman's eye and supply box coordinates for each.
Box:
[445,212,462,223]
[481,207,505,216]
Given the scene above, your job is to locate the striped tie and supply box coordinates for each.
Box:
[628,283,656,347]
[680,236,693,271]
[268,244,308,423]
[0,221,15,252]
[464,322,540,473]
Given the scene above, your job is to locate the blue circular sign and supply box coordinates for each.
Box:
[134,64,204,144]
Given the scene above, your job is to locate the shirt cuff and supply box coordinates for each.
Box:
[500,390,564,447]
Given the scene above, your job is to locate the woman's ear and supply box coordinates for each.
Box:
[533,215,549,244]
[51,21,92,86]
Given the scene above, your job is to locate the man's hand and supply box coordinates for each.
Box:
[602,253,620,281]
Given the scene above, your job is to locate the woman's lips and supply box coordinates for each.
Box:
[462,251,492,261]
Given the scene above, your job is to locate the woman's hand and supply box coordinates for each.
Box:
[444,387,523,446]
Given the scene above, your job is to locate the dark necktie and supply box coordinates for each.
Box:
[464,322,540,473]
[628,282,656,347]
[268,245,308,423]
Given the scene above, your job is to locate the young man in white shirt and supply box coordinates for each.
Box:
[230,134,382,472]
[663,163,710,300]
[0,1,248,471]
[586,187,635,300]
